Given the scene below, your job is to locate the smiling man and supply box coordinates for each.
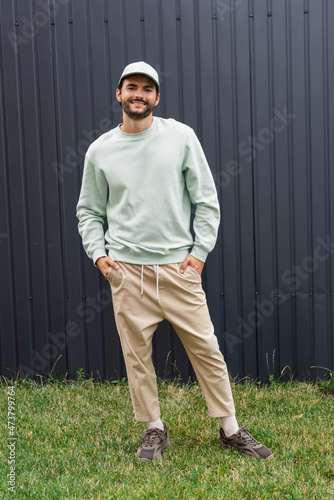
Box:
[76,61,273,461]
[117,75,158,123]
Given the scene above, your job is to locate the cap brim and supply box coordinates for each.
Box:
[118,72,159,88]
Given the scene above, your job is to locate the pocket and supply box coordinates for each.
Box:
[107,266,123,289]
[186,265,202,280]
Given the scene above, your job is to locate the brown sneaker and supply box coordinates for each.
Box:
[137,423,170,461]
[219,425,273,459]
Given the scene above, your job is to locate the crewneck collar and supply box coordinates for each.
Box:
[117,116,156,138]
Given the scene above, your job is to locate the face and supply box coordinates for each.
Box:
[116,75,160,120]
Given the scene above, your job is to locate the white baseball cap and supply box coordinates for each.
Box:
[118,61,160,88]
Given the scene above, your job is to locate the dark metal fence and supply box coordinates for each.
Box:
[1,0,333,381]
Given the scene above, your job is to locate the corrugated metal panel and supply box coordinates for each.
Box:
[0,0,333,381]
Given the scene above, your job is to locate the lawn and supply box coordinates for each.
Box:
[0,376,333,499]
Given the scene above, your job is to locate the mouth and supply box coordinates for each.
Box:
[130,100,147,106]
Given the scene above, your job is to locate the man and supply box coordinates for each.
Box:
[76,61,273,461]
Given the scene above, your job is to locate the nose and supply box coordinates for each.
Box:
[134,91,144,100]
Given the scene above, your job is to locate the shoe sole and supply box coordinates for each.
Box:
[219,439,274,460]
[137,437,170,461]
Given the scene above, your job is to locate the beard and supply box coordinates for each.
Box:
[120,98,156,120]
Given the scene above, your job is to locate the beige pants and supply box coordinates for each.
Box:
[108,262,235,421]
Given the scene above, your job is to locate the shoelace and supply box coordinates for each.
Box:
[237,426,260,446]
[142,428,164,447]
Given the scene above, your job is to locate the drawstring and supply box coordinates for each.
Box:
[156,265,159,303]
[141,265,144,299]
[140,265,159,302]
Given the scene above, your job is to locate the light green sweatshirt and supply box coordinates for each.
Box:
[76,117,220,265]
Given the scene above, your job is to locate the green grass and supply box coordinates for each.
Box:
[1,376,333,499]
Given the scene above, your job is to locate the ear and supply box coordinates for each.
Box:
[116,88,121,102]
[154,93,160,107]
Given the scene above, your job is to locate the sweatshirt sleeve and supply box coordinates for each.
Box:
[182,130,220,262]
[76,150,108,265]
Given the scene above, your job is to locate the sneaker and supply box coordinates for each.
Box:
[219,425,273,459]
[137,423,170,461]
